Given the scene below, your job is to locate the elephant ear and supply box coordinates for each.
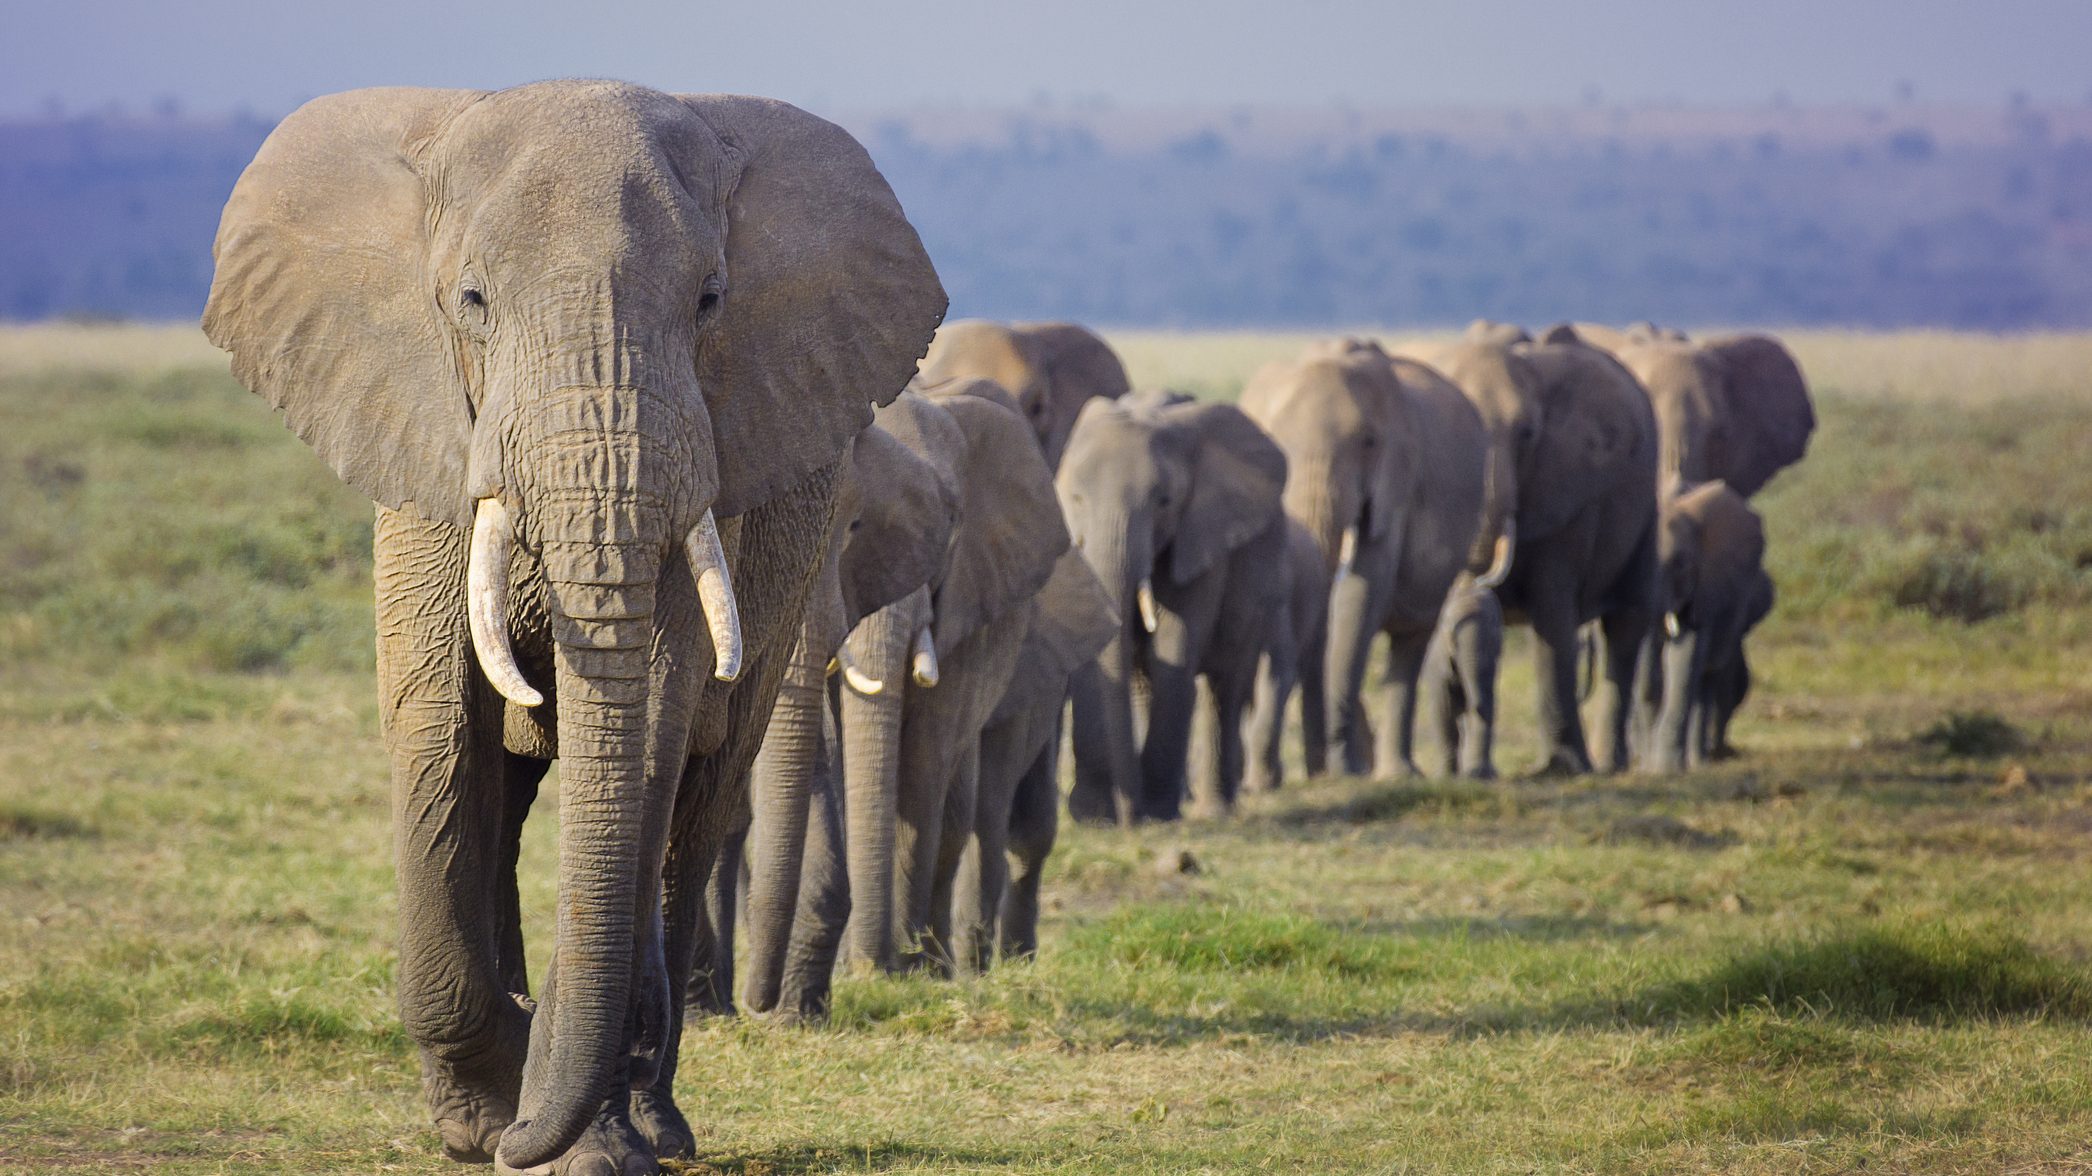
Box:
[1520,343,1658,540]
[993,549,1121,726]
[918,382,1071,649]
[1025,321,1132,400]
[840,417,957,629]
[1466,319,1531,346]
[1161,401,1288,585]
[677,95,947,517]
[203,87,486,525]
[1702,334,1814,497]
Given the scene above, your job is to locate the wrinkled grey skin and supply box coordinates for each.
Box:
[1420,573,1505,779]
[819,381,1069,974]
[203,82,944,1174]
[1060,392,1291,824]
[732,399,958,1021]
[1240,339,1489,780]
[953,547,1117,969]
[1242,518,1332,794]
[1645,480,1770,773]
[1406,333,1661,775]
[1707,568,1775,760]
[917,320,1133,469]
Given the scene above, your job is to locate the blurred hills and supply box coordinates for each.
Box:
[4,101,2089,328]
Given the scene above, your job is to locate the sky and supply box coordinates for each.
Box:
[5,0,2088,118]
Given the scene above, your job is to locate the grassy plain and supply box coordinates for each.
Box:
[2,326,2090,1173]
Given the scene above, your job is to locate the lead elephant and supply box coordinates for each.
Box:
[1240,339,1490,780]
[204,82,945,1174]
[1061,393,1291,824]
[916,320,1132,469]
[1403,334,1660,774]
[1645,480,1771,773]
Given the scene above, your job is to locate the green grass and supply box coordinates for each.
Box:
[4,327,2092,1172]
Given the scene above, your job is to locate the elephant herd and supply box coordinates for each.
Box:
[200,81,1813,1173]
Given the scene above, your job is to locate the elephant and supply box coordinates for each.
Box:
[733,392,959,1021]
[950,547,1117,969]
[1644,480,1772,772]
[1558,324,1814,498]
[817,379,1069,974]
[1401,334,1660,775]
[1242,518,1332,794]
[1420,571,1507,779]
[1060,391,1291,824]
[916,320,1133,469]
[1239,339,1490,781]
[202,81,945,1174]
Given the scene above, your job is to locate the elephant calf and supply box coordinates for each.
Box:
[1421,571,1507,779]
[1243,518,1331,794]
[1645,479,1773,773]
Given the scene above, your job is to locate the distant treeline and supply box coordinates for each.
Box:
[4,105,2089,328]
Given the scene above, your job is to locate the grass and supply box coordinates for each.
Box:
[4,325,2092,1172]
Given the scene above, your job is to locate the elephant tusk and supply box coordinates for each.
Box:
[911,626,940,687]
[826,655,841,677]
[1474,522,1517,590]
[1336,525,1360,578]
[1136,580,1159,633]
[466,497,544,708]
[1665,612,1683,640]
[683,509,744,683]
[837,643,885,695]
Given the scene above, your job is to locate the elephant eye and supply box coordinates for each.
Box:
[696,274,725,323]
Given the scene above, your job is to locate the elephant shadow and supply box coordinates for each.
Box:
[673,1141,1020,1173]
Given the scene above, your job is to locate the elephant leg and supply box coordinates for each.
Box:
[1298,621,1329,778]
[920,741,981,975]
[955,707,1035,974]
[373,508,528,1166]
[1646,631,1700,775]
[1528,597,1594,775]
[1455,621,1500,781]
[494,753,549,1003]
[1138,654,1198,821]
[1000,722,1060,962]
[1324,570,1380,777]
[1374,629,1429,779]
[1422,653,1460,778]
[1708,653,1750,760]
[779,694,847,1020]
[739,634,828,1016]
[1188,676,1226,818]
[1591,608,1652,774]
[1243,650,1289,795]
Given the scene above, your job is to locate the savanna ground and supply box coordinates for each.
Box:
[3,325,2091,1173]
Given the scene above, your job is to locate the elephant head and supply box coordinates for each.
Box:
[1570,327,1813,498]
[917,320,1132,470]
[203,82,944,1169]
[1058,394,1287,823]
[1241,339,1433,576]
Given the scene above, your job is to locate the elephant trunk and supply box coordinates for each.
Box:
[837,593,919,971]
[495,488,672,1170]
[1068,516,1146,826]
[1468,443,1519,584]
[1283,454,1354,582]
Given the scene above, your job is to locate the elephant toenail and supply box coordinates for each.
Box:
[568,1154,618,1176]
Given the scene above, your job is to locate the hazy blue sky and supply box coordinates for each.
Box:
[6,0,2086,117]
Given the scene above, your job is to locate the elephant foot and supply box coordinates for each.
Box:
[1708,744,1740,762]
[1241,765,1280,795]
[1462,762,1498,782]
[420,1013,529,1163]
[1527,749,1592,778]
[628,1087,694,1163]
[1066,784,1117,825]
[498,1100,658,1176]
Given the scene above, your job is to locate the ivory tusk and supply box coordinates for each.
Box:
[1474,522,1517,590]
[911,626,940,687]
[837,643,885,695]
[1665,612,1683,640]
[466,497,544,708]
[1136,580,1159,633]
[683,509,744,683]
[1336,525,1360,578]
